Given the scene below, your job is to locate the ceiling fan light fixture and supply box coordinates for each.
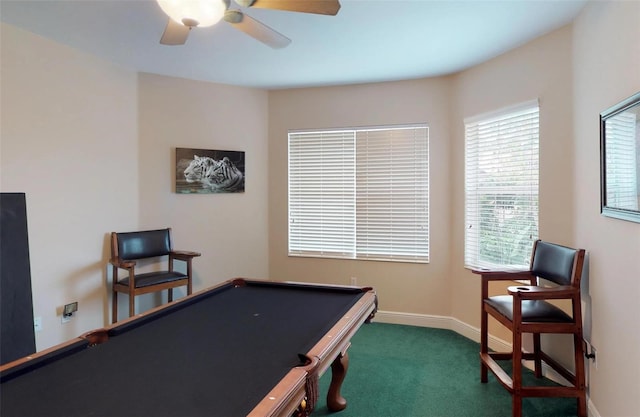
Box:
[157,0,226,28]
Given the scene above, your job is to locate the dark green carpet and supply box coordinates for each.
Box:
[314,323,578,417]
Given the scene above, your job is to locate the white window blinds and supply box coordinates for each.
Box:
[289,125,429,263]
[356,127,429,261]
[464,101,539,270]
[288,130,355,257]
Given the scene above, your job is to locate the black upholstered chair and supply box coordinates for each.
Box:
[110,228,200,323]
[473,239,587,417]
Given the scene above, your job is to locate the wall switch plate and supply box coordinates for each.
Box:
[34,316,42,332]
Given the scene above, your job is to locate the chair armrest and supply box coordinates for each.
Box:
[171,250,201,261]
[507,285,578,300]
[109,258,136,269]
[472,269,534,282]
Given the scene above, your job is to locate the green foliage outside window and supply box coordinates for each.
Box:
[478,193,538,267]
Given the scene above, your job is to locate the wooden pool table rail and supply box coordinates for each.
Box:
[247,286,377,417]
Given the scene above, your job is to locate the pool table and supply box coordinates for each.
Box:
[1,278,377,417]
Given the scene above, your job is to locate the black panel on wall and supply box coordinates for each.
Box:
[1,193,36,365]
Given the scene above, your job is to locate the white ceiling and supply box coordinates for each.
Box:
[0,0,587,89]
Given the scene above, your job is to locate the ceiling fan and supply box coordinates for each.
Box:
[157,0,341,49]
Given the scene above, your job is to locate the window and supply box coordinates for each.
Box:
[288,125,429,263]
[464,101,539,270]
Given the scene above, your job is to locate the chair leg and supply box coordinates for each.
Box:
[512,396,522,417]
[187,262,193,295]
[574,333,587,417]
[112,264,119,323]
[533,333,542,378]
[128,294,135,317]
[512,326,523,417]
[168,288,173,303]
[480,306,488,383]
[112,291,118,323]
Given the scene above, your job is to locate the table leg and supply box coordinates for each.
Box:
[327,352,349,411]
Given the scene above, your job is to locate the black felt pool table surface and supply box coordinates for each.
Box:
[1,281,366,417]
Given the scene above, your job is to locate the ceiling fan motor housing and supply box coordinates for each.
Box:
[224,10,243,24]
[182,17,200,27]
[235,0,258,7]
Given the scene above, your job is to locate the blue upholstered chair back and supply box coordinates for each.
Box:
[531,241,578,286]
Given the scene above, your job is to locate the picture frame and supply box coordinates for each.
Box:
[600,92,640,223]
[175,148,245,194]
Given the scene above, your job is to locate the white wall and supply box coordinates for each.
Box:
[1,23,139,347]
[1,24,271,348]
[572,1,640,415]
[449,25,576,347]
[136,73,270,310]
[268,79,453,316]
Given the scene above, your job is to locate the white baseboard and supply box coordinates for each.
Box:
[372,310,601,417]
[373,310,511,351]
[588,398,601,417]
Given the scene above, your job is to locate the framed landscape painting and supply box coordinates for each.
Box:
[176,148,245,194]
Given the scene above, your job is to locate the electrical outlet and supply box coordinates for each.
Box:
[61,301,78,324]
[350,276,357,286]
[34,317,42,332]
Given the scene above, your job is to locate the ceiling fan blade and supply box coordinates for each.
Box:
[237,0,341,16]
[225,10,291,49]
[160,18,191,45]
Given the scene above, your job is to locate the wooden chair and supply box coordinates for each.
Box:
[473,239,587,417]
[110,228,200,323]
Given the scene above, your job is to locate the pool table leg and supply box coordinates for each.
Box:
[327,352,349,411]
